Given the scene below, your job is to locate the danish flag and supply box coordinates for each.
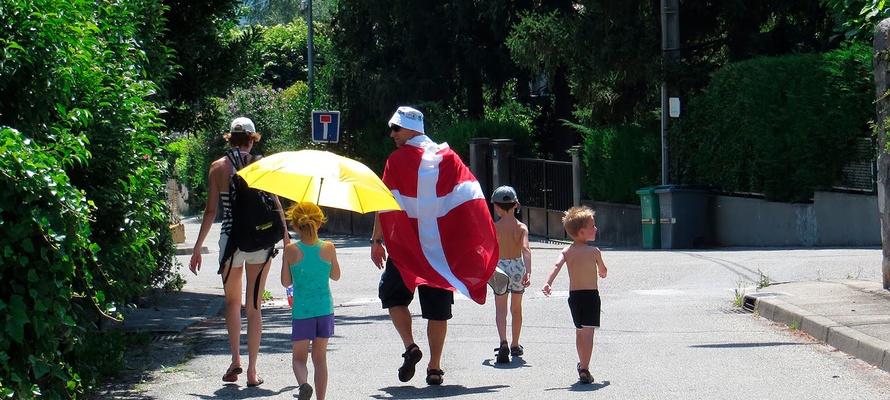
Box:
[379,136,498,304]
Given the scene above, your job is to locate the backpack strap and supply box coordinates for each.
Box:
[246,247,279,309]
[226,149,242,170]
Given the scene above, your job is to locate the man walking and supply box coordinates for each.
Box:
[370,106,498,385]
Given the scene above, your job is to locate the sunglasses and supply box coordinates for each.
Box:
[390,125,402,133]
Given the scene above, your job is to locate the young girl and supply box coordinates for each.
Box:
[281,202,341,400]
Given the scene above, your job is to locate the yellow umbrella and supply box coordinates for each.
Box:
[236,150,400,214]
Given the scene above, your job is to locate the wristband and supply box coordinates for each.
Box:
[370,238,384,245]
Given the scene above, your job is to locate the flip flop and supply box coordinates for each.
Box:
[246,377,264,387]
[222,365,242,382]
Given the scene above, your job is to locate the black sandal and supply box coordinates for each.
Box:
[398,343,423,382]
[494,340,510,364]
[577,363,594,384]
[426,368,444,385]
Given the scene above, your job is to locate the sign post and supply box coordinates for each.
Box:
[311,110,340,143]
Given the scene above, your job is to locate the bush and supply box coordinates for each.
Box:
[0,1,174,397]
[0,128,95,399]
[674,45,873,202]
[437,119,538,162]
[574,122,661,204]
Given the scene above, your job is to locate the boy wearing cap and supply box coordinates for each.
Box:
[488,186,532,364]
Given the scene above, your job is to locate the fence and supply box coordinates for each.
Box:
[511,157,573,211]
[468,139,583,240]
[833,137,877,193]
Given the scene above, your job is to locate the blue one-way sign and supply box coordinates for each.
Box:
[312,110,340,143]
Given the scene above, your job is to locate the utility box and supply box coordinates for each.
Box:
[655,185,713,249]
[636,187,661,249]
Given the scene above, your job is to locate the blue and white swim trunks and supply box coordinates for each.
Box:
[487,257,527,295]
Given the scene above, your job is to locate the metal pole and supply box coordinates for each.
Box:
[569,145,582,206]
[661,0,679,185]
[661,83,668,185]
[307,0,314,106]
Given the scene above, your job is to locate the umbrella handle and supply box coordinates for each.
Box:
[317,177,323,205]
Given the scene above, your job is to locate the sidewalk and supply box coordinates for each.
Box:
[746,280,890,373]
[115,216,226,334]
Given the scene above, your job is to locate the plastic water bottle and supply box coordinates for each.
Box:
[286,285,294,307]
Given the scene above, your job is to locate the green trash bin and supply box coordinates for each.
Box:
[636,187,661,249]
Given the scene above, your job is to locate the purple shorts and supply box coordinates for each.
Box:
[291,313,335,341]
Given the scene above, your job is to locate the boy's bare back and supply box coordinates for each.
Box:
[495,216,528,260]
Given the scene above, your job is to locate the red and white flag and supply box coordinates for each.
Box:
[379,136,498,304]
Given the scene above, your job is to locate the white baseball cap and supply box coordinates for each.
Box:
[388,106,424,134]
[230,117,256,133]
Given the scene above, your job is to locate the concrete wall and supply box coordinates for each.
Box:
[712,191,879,247]
[320,208,375,236]
[813,191,880,246]
[319,191,879,248]
[583,201,642,248]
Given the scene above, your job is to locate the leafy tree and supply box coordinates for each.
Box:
[158,0,262,135]
[821,0,890,42]
[244,0,338,25]
[0,0,175,397]
[328,0,529,153]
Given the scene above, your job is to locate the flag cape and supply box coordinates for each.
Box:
[379,136,498,304]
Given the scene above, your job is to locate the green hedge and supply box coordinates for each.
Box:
[674,45,874,202]
[574,122,661,204]
[0,1,174,397]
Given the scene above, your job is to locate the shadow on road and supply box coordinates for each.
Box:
[371,384,509,399]
[481,358,530,369]
[190,383,300,399]
[690,341,815,349]
[544,380,611,392]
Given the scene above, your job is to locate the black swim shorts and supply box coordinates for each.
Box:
[378,257,453,320]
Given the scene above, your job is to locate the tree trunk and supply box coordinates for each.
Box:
[873,19,890,290]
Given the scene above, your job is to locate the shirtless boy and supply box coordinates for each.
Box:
[542,206,607,384]
[488,186,531,364]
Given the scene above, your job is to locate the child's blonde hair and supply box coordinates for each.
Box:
[562,206,595,238]
[286,202,327,243]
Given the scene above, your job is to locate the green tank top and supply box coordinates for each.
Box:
[289,241,334,319]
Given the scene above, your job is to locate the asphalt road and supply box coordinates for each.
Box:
[133,235,890,399]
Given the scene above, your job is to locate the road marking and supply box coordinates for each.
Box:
[632,289,687,296]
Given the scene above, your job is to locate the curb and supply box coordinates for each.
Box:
[747,293,890,373]
[176,246,208,256]
[167,297,226,333]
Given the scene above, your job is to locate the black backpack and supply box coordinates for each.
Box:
[219,149,285,307]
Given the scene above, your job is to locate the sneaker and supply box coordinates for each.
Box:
[495,340,510,364]
[510,345,524,357]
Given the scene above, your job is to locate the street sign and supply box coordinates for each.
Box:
[312,110,340,143]
[669,97,680,118]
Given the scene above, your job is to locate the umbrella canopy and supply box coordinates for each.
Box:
[236,150,401,214]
